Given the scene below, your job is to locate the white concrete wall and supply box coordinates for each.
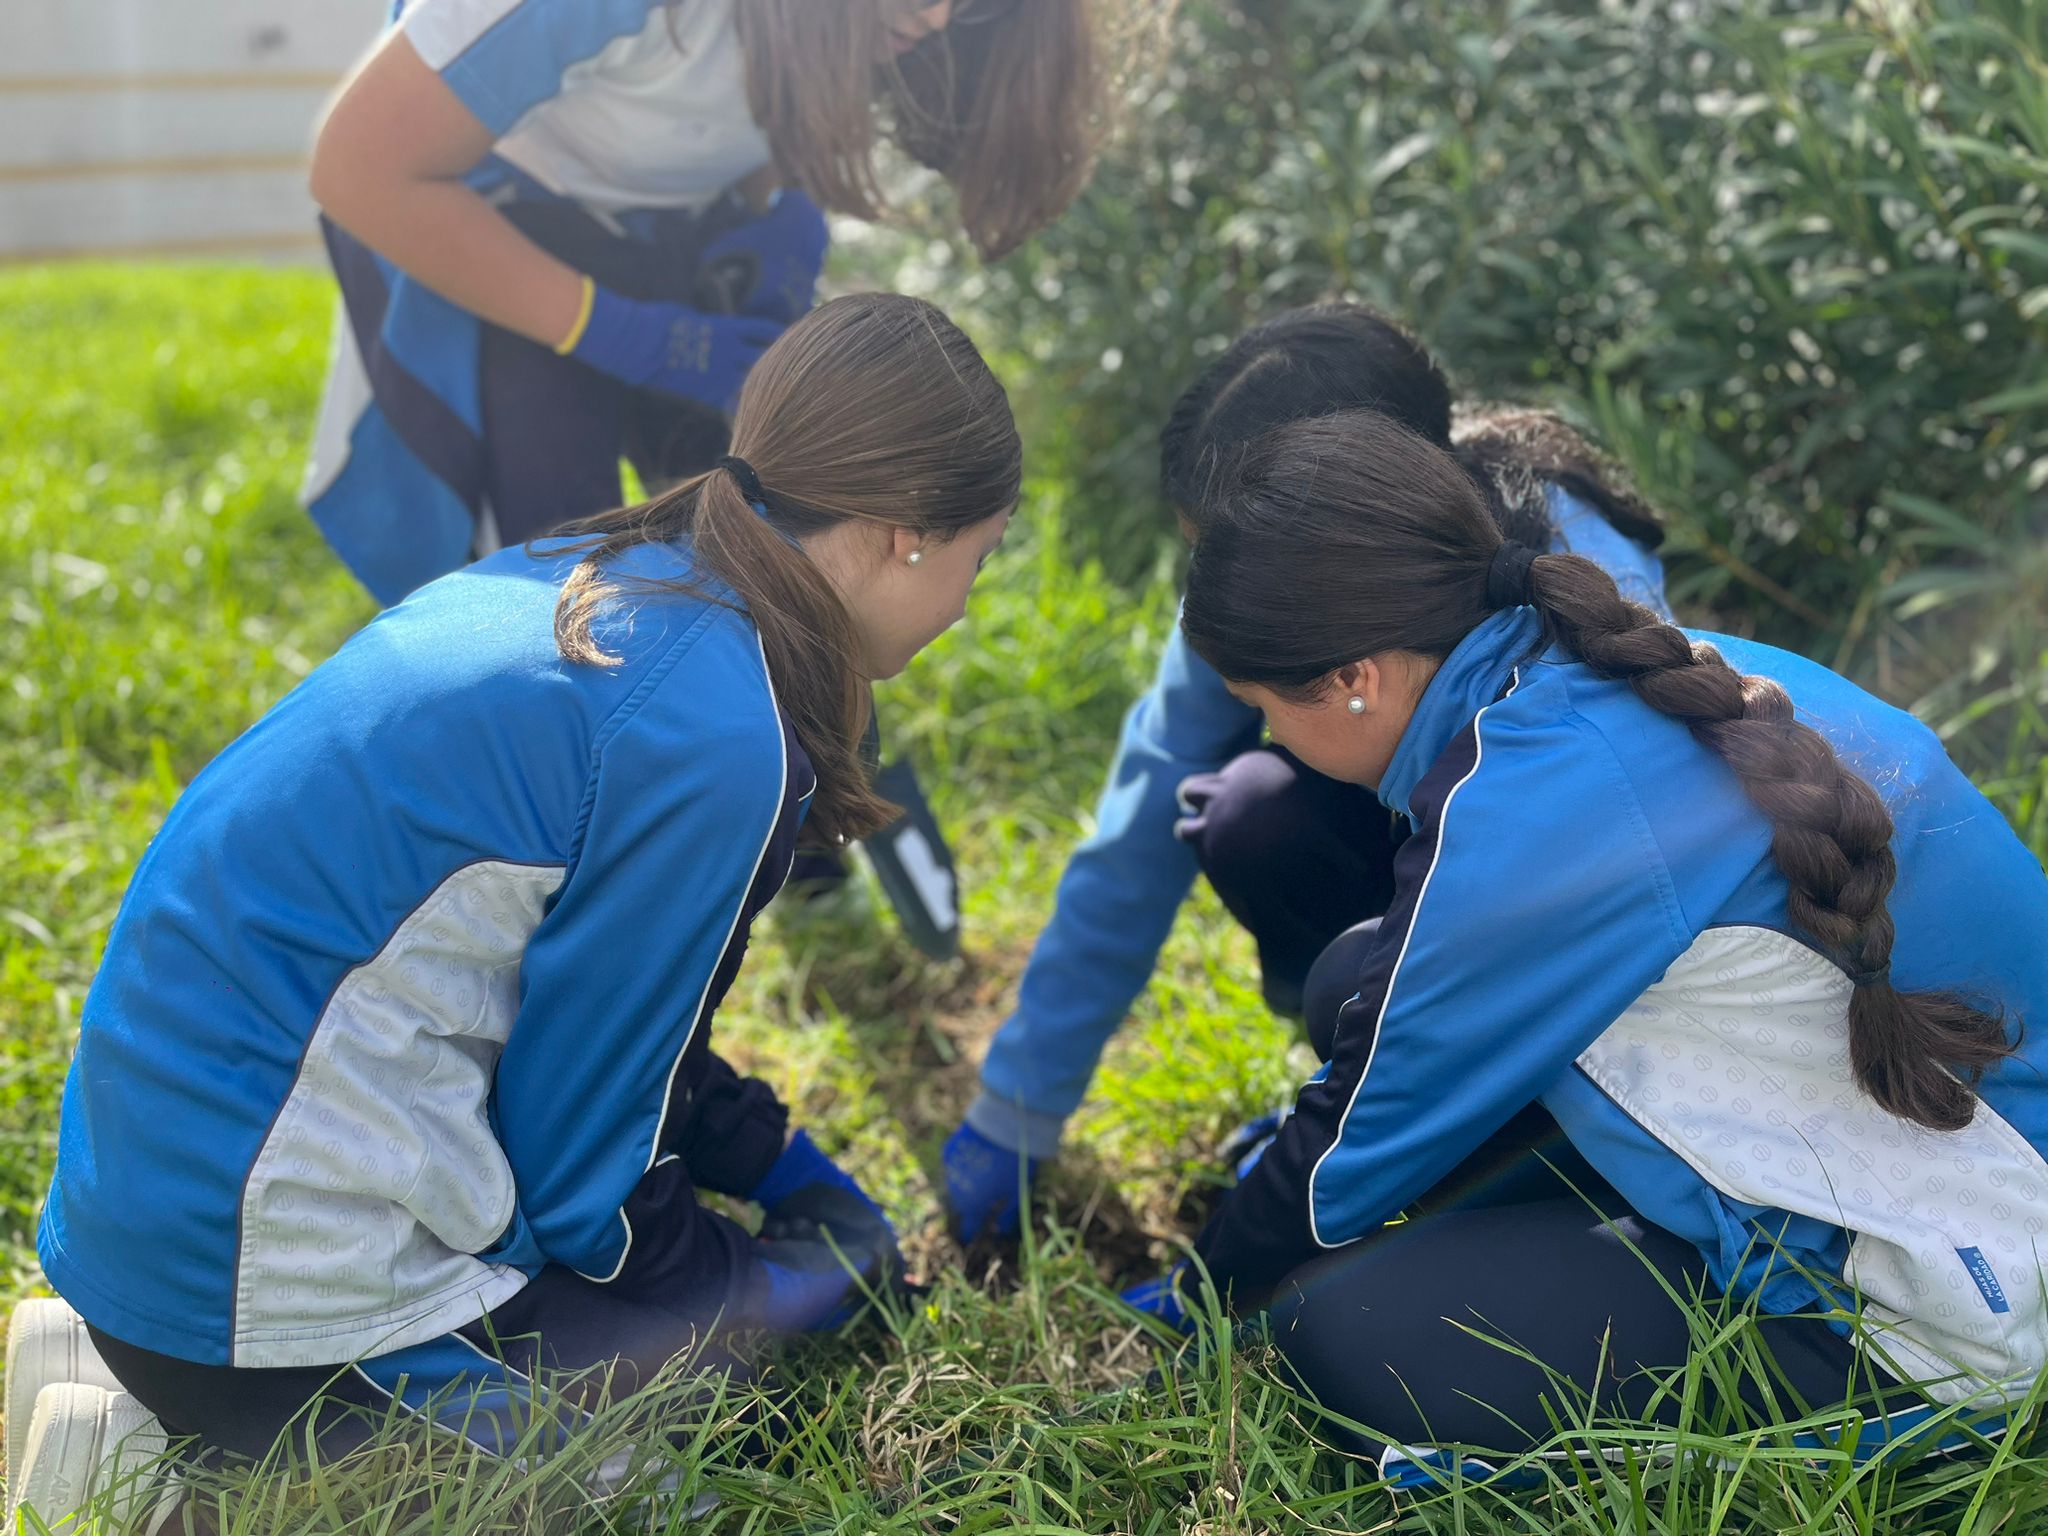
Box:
[0,0,389,262]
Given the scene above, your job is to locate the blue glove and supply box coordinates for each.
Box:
[753,1184,902,1333]
[749,1129,882,1220]
[942,1120,1040,1241]
[1120,1264,1194,1333]
[755,1234,865,1332]
[698,190,830,324]
[1217,1102,1293,1181]
[569,283,783,412]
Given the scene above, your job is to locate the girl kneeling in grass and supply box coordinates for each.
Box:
[949,303,1673,1237]
[1141,409,2048,1479]
[24,293,1017,1480]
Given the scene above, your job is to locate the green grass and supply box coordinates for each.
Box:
[4,265,2046,1533]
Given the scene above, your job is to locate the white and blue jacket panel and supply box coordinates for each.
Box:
[1193,609,2048,1404]
[42,541,813,1368]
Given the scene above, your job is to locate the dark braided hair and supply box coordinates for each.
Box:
[1159,303,1660,555]
[1183,411,2011,1132]
[1453,404,1665,551]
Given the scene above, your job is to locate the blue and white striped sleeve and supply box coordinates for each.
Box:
[401,0,666,136]
[1191,692,1690,1302]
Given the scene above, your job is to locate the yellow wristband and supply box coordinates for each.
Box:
[554,275,596,356]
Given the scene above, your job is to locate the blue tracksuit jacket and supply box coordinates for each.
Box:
[41,539,811,1368]
[1194,607,2048,1404]
[973,484,1671,1153]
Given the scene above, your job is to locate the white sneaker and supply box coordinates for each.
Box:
[5,1298,123,1491]
[12,1383,179,1534]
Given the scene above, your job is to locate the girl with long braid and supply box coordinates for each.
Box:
[947,304,1671,1237]
[1132,409,2048,1478]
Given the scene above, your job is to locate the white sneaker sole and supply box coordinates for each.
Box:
[5,1298,123,1492]
[12,1383,178,1534]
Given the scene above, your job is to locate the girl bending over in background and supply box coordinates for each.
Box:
[304,0,1104,604]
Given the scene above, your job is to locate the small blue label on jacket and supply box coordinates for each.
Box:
[1958,1247,2011,1314]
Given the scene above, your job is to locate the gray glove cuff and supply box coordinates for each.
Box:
[964,1090,1067,1160]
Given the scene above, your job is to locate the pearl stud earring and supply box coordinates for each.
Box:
[1347,696,1367,715]
[907,550,924,566]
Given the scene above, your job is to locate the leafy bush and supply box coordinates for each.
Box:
[863,0,2048,832]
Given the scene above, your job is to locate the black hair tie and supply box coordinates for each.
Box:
[1848,965,1892,989]
[716,454,768,508]
[1485,541,1540,610]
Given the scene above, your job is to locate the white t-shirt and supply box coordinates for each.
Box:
[401,0,771,213]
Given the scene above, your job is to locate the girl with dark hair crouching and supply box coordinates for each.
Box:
[17,293,1018,1515]
[1128,409,2048,1480]
[946,303,1673,1237]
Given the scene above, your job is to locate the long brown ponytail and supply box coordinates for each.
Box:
[549,292,1020,844]
[1183,411,2012,1132]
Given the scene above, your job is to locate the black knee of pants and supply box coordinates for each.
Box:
[1302,918,1383,1060]
[88,1267,762,1467]
[478,200,731,547]
[1259,1199,1868,1459]
[1178,748,1400,1014]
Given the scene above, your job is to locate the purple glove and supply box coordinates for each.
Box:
[1217,1102,1293,1181]
[754,1234,866,1332]
[569,283,782,412]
